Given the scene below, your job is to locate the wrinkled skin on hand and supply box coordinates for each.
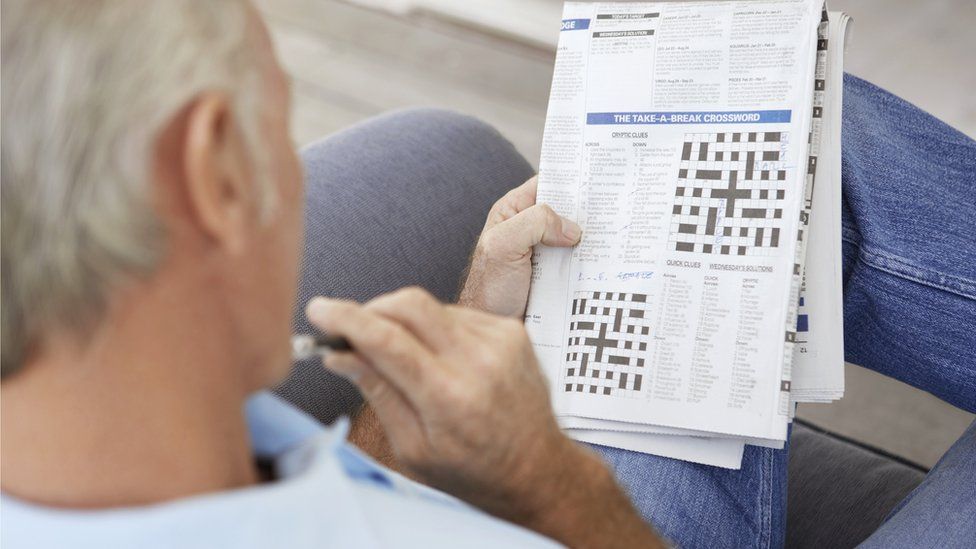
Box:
[458,176,581,318]
[306,289,574,519]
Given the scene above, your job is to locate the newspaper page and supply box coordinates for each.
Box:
[790,10,850,402]
[526,0,823,443]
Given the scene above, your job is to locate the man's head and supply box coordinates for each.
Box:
[1,1,303,388]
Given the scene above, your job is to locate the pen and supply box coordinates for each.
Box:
[291,333,352,361]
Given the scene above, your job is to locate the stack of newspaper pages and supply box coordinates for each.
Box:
[526,0,852,468]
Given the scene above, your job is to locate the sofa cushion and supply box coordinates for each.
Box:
[786,420,927,548]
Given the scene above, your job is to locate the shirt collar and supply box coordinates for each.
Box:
[244,390,337,458]
[245,391,378,484]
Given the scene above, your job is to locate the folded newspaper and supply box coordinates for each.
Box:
[527,0,852,468]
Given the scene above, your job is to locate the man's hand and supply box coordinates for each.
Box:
[458,176,581,317]
[306,289,662,548]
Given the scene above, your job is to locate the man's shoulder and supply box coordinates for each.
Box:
[268,393,561,548]
[338,471,561,548]
[0,394,559,549]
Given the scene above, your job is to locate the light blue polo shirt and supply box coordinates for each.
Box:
[1,392,559,548]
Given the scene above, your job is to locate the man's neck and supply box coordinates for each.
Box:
[0,280,261,509]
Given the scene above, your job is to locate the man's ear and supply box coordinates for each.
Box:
[182,92,253,254]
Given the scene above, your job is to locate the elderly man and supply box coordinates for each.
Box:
[2,2,975,548]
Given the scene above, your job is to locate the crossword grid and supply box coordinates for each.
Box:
[668,131,791,256]
[564,291,653,398]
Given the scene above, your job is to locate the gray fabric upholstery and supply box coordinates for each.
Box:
[274,108,535,424]
[275,108,931,547]
[786,421,926,548]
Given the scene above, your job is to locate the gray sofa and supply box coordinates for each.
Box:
[275,108,932,548]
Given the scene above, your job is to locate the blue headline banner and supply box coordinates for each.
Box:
[561,18,591,31]
[586,110,792,125]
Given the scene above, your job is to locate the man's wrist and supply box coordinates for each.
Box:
[513,434,665,548]
[456,249,489,310]
[348,404,400,472]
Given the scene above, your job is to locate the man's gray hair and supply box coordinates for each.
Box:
[2,0,271,376]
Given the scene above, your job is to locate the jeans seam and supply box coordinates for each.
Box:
[846,240,976,301]
[761,448,771,549]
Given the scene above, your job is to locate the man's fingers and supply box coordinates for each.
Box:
[484,203,582,261]
[306,297,434,400]
[485,176,539,228]
[326,352,424,448]
[365,287,453,350]
[448,304,511,339]
[521,203,582,247]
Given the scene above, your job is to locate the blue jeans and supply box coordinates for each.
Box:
[281,74,975,549]
[592,74,976,548]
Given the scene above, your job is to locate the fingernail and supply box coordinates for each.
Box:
[562,218,582,242]
[305,297,329,321]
